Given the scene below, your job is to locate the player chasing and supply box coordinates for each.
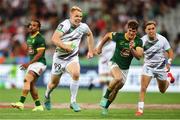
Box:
[11,20,47,111]
[94,20,143,115]
[88,41,115,96]
[135,21,175,116]
[44,6,94,112]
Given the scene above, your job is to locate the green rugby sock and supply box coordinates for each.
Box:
[35,100,41,106]
[105,100,112,109]
[104,89,111,99]
[19,96,26,103]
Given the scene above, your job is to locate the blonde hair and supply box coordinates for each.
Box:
[70,6,82,13]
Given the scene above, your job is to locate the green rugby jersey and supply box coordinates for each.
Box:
[27,32,46,65]
[110,32,142,70]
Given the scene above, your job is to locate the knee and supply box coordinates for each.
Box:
[24,79,31,89]
[72,72,80,80]
[114,78,124,90]
[141,86,147,93]
[116,78,124,85]
[51,81,59,87]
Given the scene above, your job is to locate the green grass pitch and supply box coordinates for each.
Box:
[0,88,180,119]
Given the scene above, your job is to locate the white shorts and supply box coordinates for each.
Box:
[51,53,79,75]
[27,62,47,76]
[142,64,167,80]
[108,61,129,84]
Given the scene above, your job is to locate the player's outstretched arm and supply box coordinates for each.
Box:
[94,32,112,55]
[166,48,174,71]
[86,30,94,59]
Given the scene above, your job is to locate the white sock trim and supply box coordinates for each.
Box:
[138,102,144,110]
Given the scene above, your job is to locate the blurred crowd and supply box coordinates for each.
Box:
[0,0,180,64]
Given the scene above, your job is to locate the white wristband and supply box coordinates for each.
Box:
[168,58,172,65]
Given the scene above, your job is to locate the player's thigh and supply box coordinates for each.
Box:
[155,70,168,89]
[141,65,153,88]
[27,62,47,76]
[141,75,152,88]
[156,72,168,90]
[25,62,46,83]
[66,59,80,77]
[111,66,123,80]
[157,79,168,89]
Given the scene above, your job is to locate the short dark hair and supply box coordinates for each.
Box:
[32,19,41,28]
[127,20,139,30]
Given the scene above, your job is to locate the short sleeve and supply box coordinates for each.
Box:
[163,37,171,51]
[137,38,143,47]
[112,32,117,42]
[56,19,70,33]
[36,37,46,49]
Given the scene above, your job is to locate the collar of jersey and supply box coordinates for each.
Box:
[125,33,136,41]
[30,31,39,38]
[124,33,130,41]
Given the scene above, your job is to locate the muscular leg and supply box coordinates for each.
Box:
[11,71,35,110]
[45,74,61,99]
[157,79,169,93]
[103,66,123,108]
[30,82,38,100]
[137,75,152,113]
[29,71,39,101]
[108,67,123,91]
[108,80,124,102]
[19,71,35,103]
[29,73,42,107]
[66,61,80,103]
[139,75,152,102]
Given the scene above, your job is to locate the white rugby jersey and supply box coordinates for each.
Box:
[141,33,171,69]
[100,41,116,61]
[55,19,90,60]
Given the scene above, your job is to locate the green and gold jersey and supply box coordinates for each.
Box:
[110,32,142,70]
[27,32,46,65]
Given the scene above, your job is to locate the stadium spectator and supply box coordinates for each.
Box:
[0,0,179,64]
[88,40,115,96]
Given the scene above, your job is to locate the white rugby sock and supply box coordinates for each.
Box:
[70,80,79,103]
[138,102,144,111]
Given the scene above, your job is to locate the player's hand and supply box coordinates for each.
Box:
[129,40,135,49]
[93,48,102,55]
[87,51,94,59]
[20,63,30,70]
[64,44,73,53]
[166,64,171,72]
